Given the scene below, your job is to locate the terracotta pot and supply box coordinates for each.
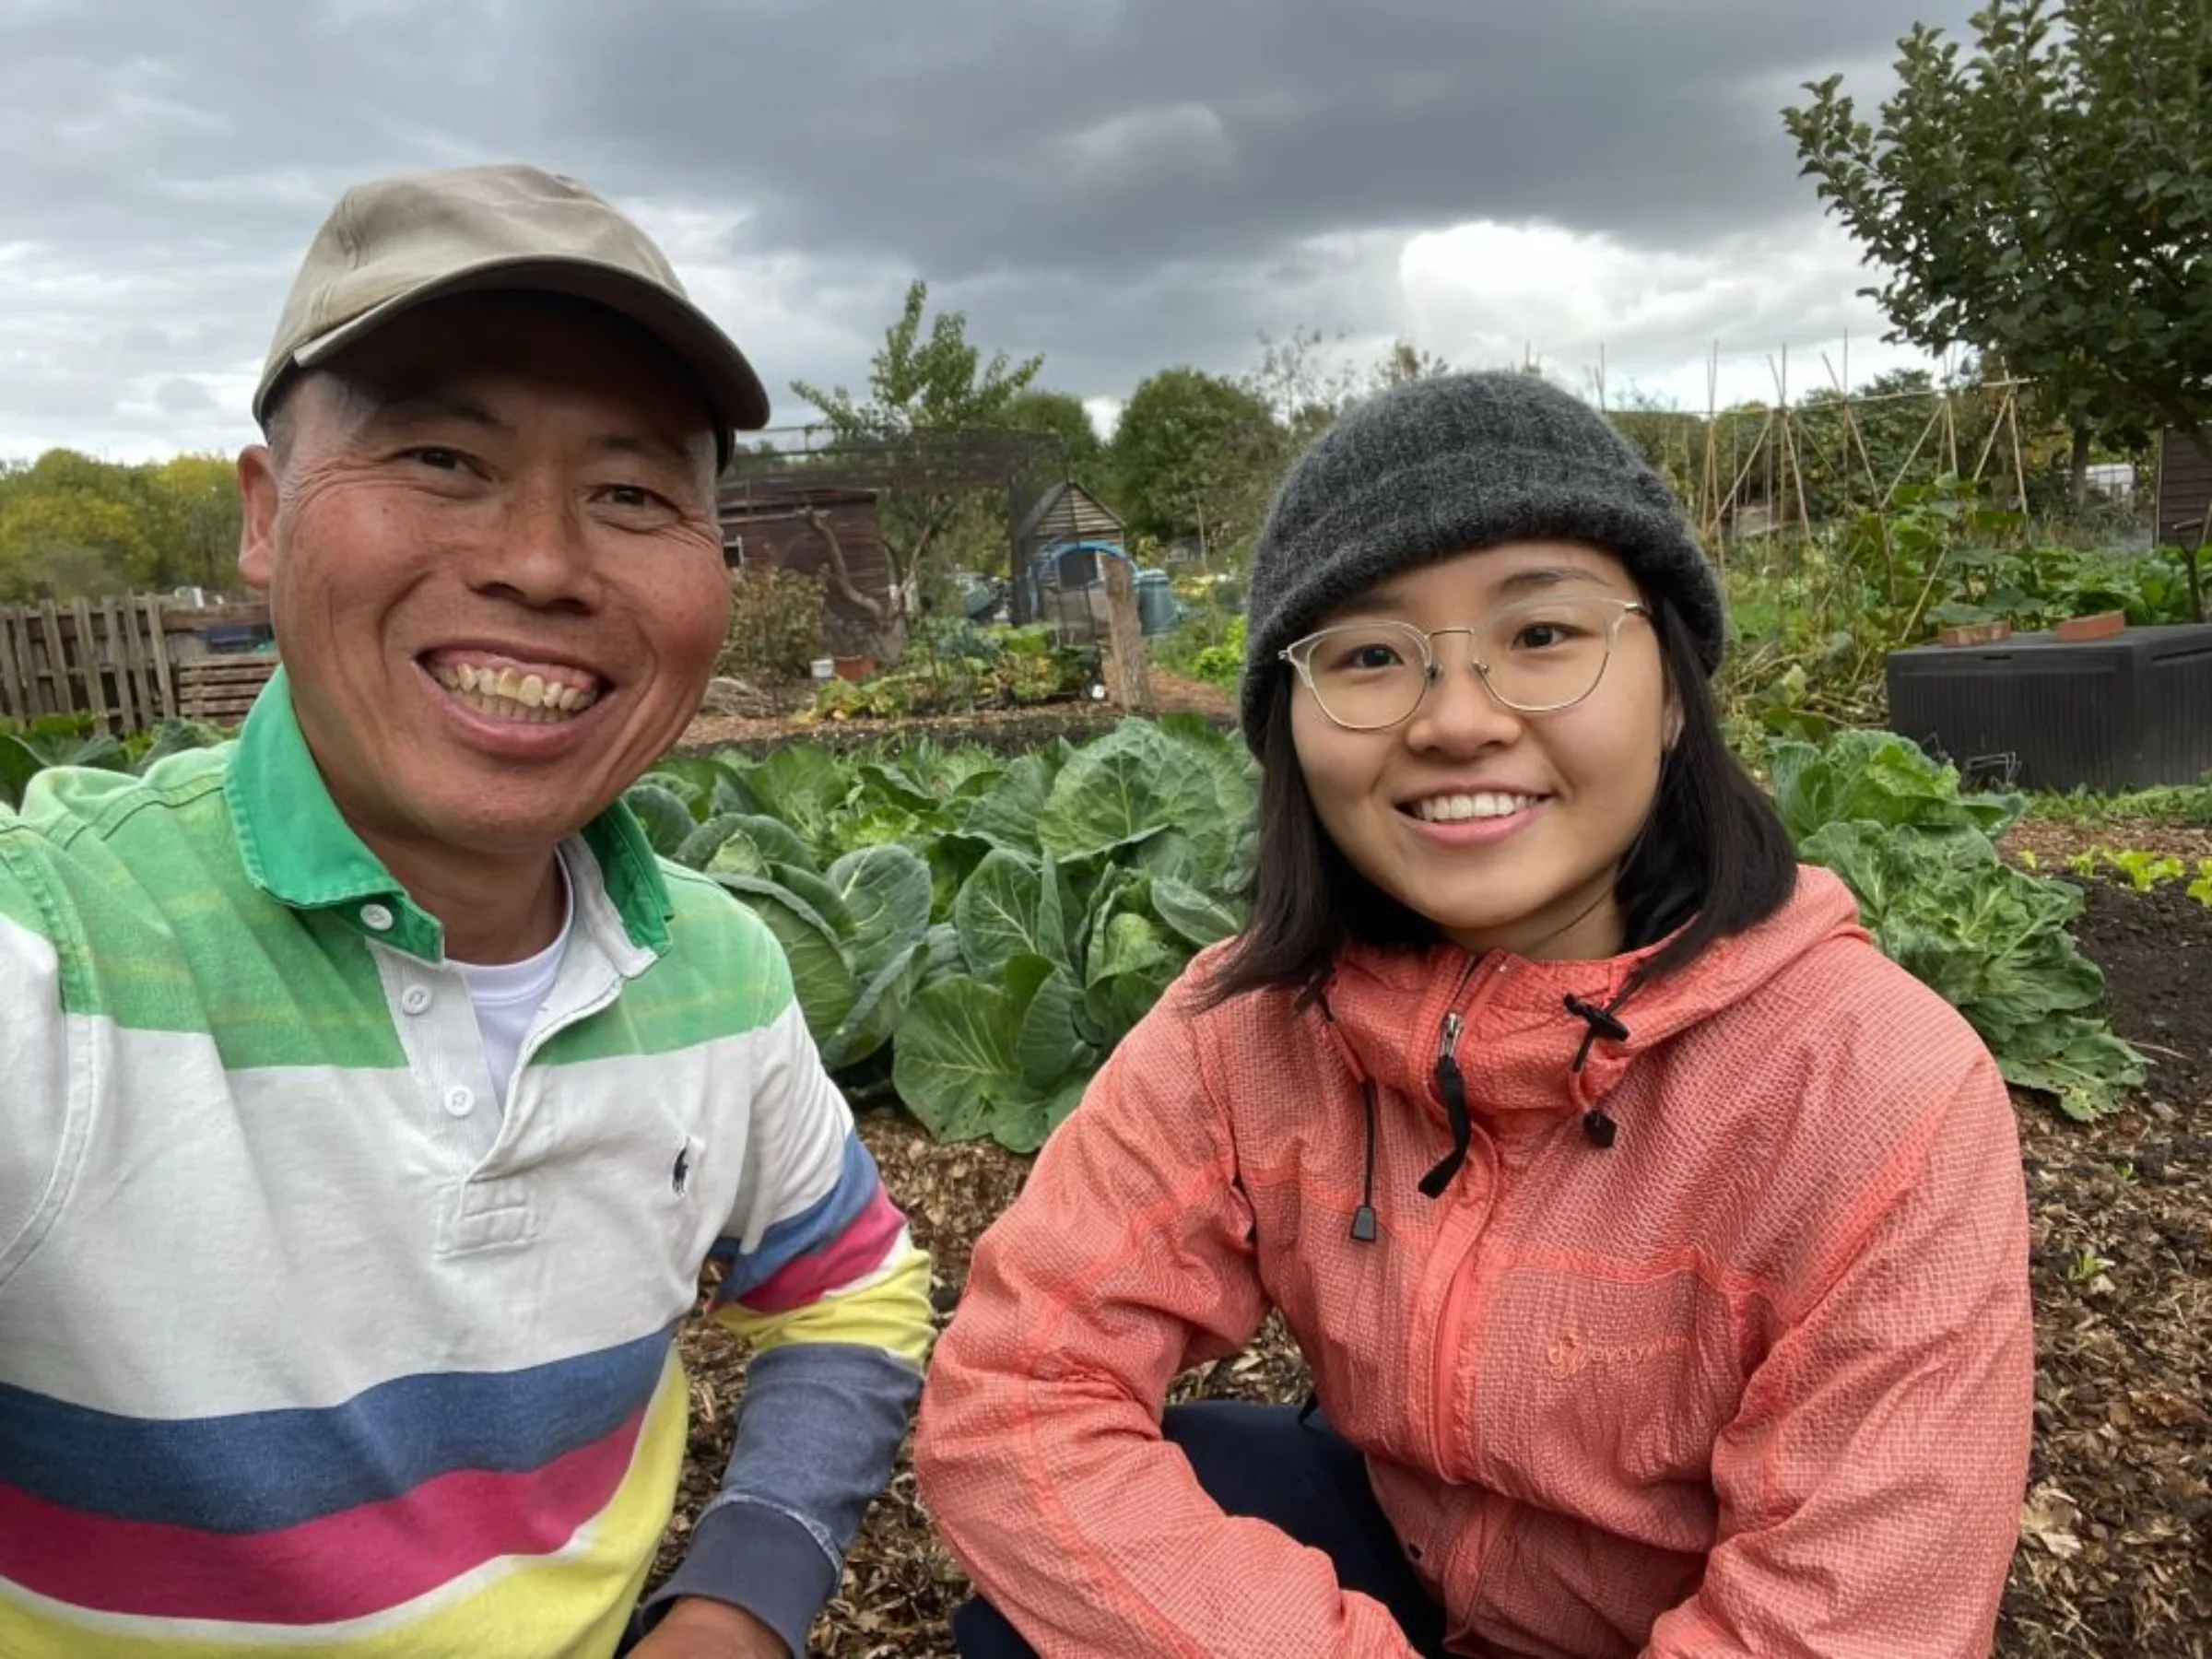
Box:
[2054,611,2125,643]
[1938,619,2013,648]
[832,656,877,682]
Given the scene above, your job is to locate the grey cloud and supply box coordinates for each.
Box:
[153,377,219,416]
[546,0,1979,279]
[0,0,1979,453]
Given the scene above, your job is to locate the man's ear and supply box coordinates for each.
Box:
[237,444,279,592]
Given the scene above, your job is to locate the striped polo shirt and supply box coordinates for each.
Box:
[0,674,934,1658]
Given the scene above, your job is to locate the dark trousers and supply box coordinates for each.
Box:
[950,1400,1451,1657]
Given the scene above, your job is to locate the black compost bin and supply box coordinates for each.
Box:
[1884,622,2212,792]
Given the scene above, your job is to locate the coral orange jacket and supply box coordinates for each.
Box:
[914,867,2034,1657]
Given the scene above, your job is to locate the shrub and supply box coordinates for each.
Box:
[719,567,828,680]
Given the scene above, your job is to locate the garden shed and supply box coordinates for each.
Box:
[2156,427,2212,550]
[716,480,894,657]
[1011,481,1126,630]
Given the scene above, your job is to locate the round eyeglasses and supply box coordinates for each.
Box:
[1279,595,1649,731]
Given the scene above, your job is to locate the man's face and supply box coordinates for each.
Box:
[238,292,730,865]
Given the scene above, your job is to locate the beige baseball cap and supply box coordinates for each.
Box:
[253,162,771,452]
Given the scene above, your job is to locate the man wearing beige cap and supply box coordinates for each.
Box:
[0,164,934,1658]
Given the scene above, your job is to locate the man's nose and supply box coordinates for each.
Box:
[462,475,599,611]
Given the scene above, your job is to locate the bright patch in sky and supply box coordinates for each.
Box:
[1399,218,1931,410]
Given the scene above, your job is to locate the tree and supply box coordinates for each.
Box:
[792,280,1045,620]
[1003,389,1112,499]
[1110,369,1283,555]
[147,457,244,592]
[1241,327,1364,453]
[1783,0,2212,614]
[0,452,159,600]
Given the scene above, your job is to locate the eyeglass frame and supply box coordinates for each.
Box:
[1277,596,1651,731]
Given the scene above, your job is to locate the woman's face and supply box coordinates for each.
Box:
[1288,540,1676,963]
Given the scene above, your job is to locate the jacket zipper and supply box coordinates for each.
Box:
[1434,1010,1467,1128]
[1428,968,1496,1481]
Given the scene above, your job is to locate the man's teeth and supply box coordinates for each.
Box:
[431,663,601,724]
[1413,792,1538,823]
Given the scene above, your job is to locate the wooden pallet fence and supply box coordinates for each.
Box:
[174,655,278,724]
[0,596,180,731]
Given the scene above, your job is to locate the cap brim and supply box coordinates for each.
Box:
[274,254,771,441]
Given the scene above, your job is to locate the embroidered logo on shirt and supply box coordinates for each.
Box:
[1547,1332,1690,1380]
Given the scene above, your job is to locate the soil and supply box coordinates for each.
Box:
[675,669,1237,758]
[650,824,2211,1658]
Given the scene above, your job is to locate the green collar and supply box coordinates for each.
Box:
[225,668,672,961]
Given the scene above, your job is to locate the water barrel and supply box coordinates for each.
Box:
[1135,569,1180,636]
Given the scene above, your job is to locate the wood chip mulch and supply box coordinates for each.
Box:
[648,826,2210,1658]
[675,670,1237,757]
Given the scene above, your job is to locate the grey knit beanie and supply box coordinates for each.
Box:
[1240,370,1725,750]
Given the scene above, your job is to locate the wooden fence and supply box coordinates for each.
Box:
[0,599,278,733]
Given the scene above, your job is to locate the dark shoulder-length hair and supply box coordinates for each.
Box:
[1203,594,1798,1005]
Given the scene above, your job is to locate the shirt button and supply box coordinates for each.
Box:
[400,985,432,1015]
[359,902,396,933]
[443,1085,476,1118]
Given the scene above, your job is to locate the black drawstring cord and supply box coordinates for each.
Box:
[1563,992,1633,1148]
[1352,1080,1380,1242]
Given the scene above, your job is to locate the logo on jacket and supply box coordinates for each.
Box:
[1547,1331,1690,1380]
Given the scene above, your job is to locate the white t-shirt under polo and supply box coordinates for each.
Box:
[454,859,574,1116]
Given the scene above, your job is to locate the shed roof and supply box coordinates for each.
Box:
[1016,480,1124,551]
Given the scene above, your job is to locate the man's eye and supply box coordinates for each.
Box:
[605,484,671,511]
[406,447,465,470]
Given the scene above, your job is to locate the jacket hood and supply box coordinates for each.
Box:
[1314,865,1867,1135]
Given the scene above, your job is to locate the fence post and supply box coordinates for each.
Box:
[0,607,25,722]
[1102,557,1151,715]
[71,599,110,731]
[142,595,176,720]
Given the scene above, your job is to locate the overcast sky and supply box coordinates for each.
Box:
[0,0,1981,463]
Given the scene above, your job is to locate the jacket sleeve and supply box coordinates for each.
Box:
[0,819,79,1290]
[641,991,935,1656]
[1644,1053,2034,1659]
[913,982,1428,1659]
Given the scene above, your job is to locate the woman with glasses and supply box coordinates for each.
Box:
[914,372,2032,1659]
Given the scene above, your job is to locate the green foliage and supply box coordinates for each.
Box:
[1110,368,1283,551]
[1188,614,1249,693]
[1775,729,2144,1118]
[0,451,243,601]
[1719,477,2202,746]
[1783,0,2212,614]
[0,713,226,809]
[790,280,1047,615]
[635,719,1258,1149]
[2028,777,2212,828]
[718,567,828,680]
[1002,390,1113,500]
[2065,846,2212,908]
[1771,727,2026,843]
[808,622,1088,721]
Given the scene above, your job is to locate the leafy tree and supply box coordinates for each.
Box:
[0,449,246,602]
[0,453,158,600]
[1784,0,2212,614]
[1003,389,1112,500]
[147,456,244,592]
[792,280,1045,619]
[1110,368,1282,556]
